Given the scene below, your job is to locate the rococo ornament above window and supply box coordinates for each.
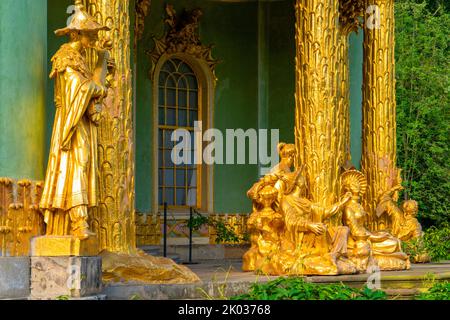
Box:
[146,4,219,83]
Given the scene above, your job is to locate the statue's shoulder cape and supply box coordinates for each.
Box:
[50,43,91,78]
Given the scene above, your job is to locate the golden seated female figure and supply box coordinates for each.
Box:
[275,170,356,275]
[340,170,410,272]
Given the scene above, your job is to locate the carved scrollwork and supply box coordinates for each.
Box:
[339,0,365,34]
[135,0,151,42]
[147,4,219,82]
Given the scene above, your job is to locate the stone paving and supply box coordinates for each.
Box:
[103,260,450,300]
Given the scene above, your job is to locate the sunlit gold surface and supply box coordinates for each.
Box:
[361,0,399,231]
[376,187,423,242]
[243,145,357,275]
[31,235,99,257]
[39,1,108,247]
[82,0,137,254]
[341,170,410,271]
[101,250,200,284]
[135,212,162,246]
[294,0,344,215]
[0,178,44,256]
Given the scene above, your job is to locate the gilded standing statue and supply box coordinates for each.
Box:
[39,1,109,240]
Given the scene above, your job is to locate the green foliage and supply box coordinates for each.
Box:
[402,223,450,261]
[402,237,428,260]
[421,224,450,261]
[416,281,450,300]
[187,212,248,244]
[230,277,387,300]
[395,0,450,227]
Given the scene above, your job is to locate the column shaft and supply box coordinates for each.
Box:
[361,0,398,229]
[294,0,342,212]
[84,0,137,253]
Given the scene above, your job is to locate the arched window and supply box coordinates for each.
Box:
[158,58,199,208]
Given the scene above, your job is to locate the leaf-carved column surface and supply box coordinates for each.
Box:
[361,0,398,230]
[0,178,44,256]
[83,0,136,254]
[294,0,342,214]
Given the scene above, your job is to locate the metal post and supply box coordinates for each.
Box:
[163,202,167,257]
[188,207,193,263]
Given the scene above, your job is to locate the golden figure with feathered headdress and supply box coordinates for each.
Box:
[340,170,410,271]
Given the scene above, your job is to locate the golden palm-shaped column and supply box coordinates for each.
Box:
[294,0,343,215]
[82,0,136,253]
[361,0,399,230]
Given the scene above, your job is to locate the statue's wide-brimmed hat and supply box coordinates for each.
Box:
[55,0,109,36]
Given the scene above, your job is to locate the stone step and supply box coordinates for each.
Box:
[139,246,161,256]
[102,262,450,300]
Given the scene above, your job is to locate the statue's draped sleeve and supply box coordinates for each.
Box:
[60,67,104,150]
[40,45,104,212]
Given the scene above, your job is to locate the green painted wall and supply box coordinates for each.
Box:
[349,31,363,169]
[0,0,47,180]
[46,0,72,158]
[136,0,259,213]
[267,0,296,145]
[267,0,364,164]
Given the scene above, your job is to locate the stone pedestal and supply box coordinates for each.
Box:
[0,257,30,299]
[31,236,99,257]
[30,256,102,299]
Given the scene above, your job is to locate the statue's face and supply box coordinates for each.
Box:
[79,31,98,49]
[283,152,294,168]
[349,183,361,196]
[403,202,418,216]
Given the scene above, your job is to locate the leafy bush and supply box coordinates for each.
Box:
[416,281,450,300]
[421,224,450,261]
[402,223,450,262]
[187,212,248,244]
[230,277,387,300]
[395,0,450,228]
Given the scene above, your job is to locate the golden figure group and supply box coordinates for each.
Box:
[243,143,417,275]
[31,0,425,277]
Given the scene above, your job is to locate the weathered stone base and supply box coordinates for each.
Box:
[103,261,450,300]
[30,256,102,299]
[0,257,30,299]
[31,236,99,257]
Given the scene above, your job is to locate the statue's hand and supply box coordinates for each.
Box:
[369,231,390,242]
[340,192,352,205]
[88,102,102,126]
[91,112,101,126]
[307,223,326,235]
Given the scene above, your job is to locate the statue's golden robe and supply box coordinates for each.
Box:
[40,44,104,221]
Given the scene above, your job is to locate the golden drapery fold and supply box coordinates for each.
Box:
[40,44,104,233]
